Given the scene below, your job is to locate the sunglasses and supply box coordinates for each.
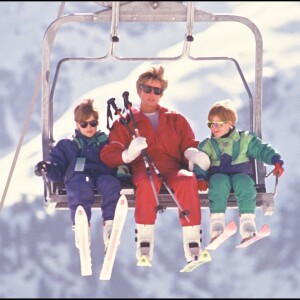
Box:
[207,121,226,129]
[139,84,163,95]
[79,120,98,128]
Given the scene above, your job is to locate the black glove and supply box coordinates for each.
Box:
[34,161,50,177]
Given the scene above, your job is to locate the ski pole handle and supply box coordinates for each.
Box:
[122,91,141,137]
[122,91,131,109]
[107,98,122,116]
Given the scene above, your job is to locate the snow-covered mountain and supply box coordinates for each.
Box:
[0,2,299,298]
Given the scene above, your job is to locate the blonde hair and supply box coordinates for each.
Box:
[74,99,99,122]
[136,65,168,93]
[208,99,238,125]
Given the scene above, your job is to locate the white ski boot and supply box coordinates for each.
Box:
[182,225,201,263]
[240,213,257,242]
[135,224,154,266]
[103,220,113,253]
[210,213,225,243]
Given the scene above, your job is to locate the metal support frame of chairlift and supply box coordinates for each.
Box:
[41,1,275,215]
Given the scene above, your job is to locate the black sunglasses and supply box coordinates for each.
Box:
[79,120,98,128]
[139,84,163,95]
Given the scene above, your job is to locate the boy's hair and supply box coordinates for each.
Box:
[74,99,99,122]
[136,65,168,92]
[208,99,238,125]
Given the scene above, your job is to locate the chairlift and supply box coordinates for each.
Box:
[41,1,277,215]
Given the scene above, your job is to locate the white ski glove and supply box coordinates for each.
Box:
[122,136,148,163]
[184,147,210,171]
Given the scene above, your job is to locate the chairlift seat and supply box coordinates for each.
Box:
[44,181,274,216]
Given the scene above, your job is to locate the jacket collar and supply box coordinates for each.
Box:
[132,104,168,121]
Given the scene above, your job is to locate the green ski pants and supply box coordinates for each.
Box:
[208,173,256,214]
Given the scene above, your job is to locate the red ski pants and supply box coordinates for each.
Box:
[133,168,201,226]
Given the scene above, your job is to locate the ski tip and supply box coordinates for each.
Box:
[137,255,152,267]
[75,205,88,222]
[261,223,271,234]
[228,220,238,232]
[118,194,128,207]
[76,205,84,213]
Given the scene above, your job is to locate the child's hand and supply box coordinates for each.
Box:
[34,161,50,176]
[273,162,284,177]
[198,180,209,191]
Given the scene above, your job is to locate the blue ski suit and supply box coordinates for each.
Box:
[45,129,122,224]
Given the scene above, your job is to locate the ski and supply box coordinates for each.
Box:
[75,206,92,276]
[206,220,237,250]
[180,249,212,273]
[236,224,270,249]
[99,194,128,280]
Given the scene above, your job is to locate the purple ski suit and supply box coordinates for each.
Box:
[45,129,121,224]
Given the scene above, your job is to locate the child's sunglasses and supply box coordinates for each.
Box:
[139,84,163,95]
[79,120,98,128]
[207,121,226,129]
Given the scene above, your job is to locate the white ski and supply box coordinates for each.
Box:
[99,194,128,280]
[206,220,237,250]
[236,224,270,248]
[75,205,92,276]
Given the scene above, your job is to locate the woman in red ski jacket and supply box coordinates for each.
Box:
[100,66,210,264]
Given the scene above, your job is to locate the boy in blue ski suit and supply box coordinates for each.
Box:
[194,99,284,243]
[34,99,122,250]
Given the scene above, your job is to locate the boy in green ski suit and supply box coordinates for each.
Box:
[195,99,284,243]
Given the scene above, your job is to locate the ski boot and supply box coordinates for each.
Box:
[182,225,201,263]
[240,213,257,243]
[103,220,113,253]
[135,224,154,266]
[210,213,225,243]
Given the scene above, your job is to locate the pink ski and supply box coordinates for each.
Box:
[206,220,237,251]
[236,224,270,249]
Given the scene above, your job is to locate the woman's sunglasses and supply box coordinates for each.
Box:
[139,84,163,95]
[79,120,98,128]
[207,121,226,129]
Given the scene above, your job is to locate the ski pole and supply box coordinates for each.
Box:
[265,168,279,197]
[107,98,166,214]
[122,91,190,222]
